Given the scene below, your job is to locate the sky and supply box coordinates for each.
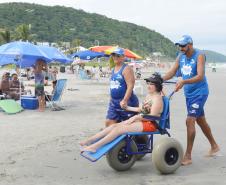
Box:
[1,0,226,55]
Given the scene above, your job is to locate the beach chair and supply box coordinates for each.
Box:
[45,79,67,110]
[81,93,183,174]
[78,69,91,80]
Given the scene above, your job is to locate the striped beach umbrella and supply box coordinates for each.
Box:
[89,46,142,60]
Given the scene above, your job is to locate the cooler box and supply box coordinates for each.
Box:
[21,96,38,110]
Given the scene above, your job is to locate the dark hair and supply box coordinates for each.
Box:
[154,73,163,92]
[145,72,163,92]
[52,80,57,85]
[11,73,18,77]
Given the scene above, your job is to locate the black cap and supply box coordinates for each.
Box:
[144,72,163,84]
[144,73,163,92]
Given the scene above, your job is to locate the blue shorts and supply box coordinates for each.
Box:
[186,95,208,117]
[106,95,139,122]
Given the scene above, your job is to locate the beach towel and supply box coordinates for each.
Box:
[0,99,23,114]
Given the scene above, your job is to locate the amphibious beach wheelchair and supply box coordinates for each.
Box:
[81,92,183,174]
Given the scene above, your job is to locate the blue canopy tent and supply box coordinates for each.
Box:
[0,41,52,68]
[37,45,72,64]
[0,41,53,101]
[71,50,106,60]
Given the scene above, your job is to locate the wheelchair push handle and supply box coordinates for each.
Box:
[163,80,176,99]
[168,91,175,99]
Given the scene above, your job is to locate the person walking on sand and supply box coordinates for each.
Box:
[162,35,219,165]
[34,59,47,112]
[105,47,139,127]
[80,73,163,153]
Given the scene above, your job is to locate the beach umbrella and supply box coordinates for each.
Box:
[89,46,142,60]
[89,45,113,53]
[0,41,51,68]
[0,43,18,66]
[71,50,106,60]
[0,41,52,100]
[37,45,72,64]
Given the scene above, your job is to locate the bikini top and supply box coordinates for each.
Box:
[140,99,153,115]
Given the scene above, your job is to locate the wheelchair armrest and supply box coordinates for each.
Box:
[142,115,160,121]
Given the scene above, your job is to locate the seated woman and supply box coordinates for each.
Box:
[0,72,10,98]
[9,73,25,100]
[80,73,164,153]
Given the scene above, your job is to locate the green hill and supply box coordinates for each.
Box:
[0,2,177,58]
[203,50,226,63]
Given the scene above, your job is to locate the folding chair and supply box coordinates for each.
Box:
[78,69,91,80]
[45,79,67,110]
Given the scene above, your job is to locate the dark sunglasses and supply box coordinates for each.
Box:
[178,44,187,48]
[111,53,122,57]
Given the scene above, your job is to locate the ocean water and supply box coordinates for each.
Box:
[208,62,226,68]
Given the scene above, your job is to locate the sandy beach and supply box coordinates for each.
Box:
[0,67,226,185]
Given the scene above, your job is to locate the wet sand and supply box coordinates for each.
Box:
[0,67,226,185]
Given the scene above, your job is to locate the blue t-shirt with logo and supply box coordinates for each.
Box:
[178,49,209,98]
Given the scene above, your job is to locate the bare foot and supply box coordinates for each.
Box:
[79,141,88,146]
[38,108,44,112]
[205,145,220,157]
[181,156,192,166]
[81,146,97,153]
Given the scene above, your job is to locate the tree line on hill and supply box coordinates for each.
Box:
[0,2,177,58]
[0,3,225,62]
[0,24,32,43]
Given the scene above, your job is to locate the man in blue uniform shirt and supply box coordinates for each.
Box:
[163,35,219,165]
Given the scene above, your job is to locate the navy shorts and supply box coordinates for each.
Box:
[106,96,139,122]
[186,95,208,117]
[35,85,44,97]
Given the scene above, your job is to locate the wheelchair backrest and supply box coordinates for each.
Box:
[158,96,170,130]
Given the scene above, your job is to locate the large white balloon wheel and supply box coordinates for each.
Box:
[106,139,138,171]
[152,137,183,174]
